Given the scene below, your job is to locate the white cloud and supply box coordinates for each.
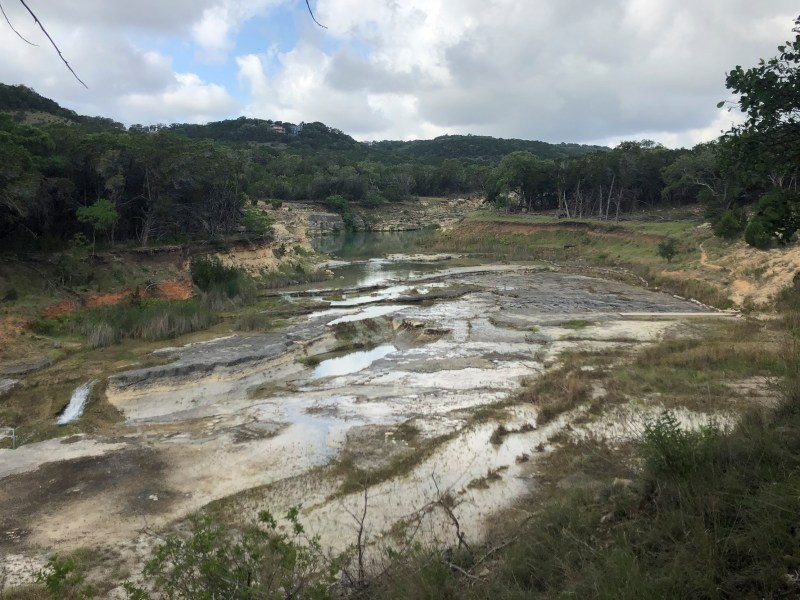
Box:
[237,45,389,134]
[191,0,289,60]
[118,73,239,124]
[0,0,797,145]
[193,5,235,59]
[591,108,747,149]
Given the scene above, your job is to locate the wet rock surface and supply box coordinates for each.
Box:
[0,357,53,376]
[0,258,723,585]
[0,378,18,397]
[108,320,332,391]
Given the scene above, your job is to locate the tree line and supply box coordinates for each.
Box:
[1,10,798,255]
[0,89,603,251]
[483,10,800,249]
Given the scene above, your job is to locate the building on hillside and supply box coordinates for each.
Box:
[289,122,304,136]
[270,124,286,134]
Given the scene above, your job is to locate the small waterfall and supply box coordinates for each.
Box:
[57,380,98,425]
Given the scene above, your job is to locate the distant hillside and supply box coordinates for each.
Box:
[0,83,124,132]
[368,134,607,164]
[166,118,360,153]
[0,83,607,162]
[164,120,606,164]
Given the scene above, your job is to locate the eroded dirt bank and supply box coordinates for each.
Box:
[1,261,734,592]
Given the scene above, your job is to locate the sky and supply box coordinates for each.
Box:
[0,0,796,147]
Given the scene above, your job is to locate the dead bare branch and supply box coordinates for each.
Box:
[0,1,37,45]
[17,0,87,87]
[305,0,327,29]
[445,560,485,583]
[430,474,473,556]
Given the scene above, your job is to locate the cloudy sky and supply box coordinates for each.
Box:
[0,0,796,147]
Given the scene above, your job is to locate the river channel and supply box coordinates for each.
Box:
[0,231,725,585]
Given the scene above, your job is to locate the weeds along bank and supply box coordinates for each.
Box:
[431,210,800,310]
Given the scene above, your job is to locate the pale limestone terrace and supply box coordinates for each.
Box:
[0,261,722,590]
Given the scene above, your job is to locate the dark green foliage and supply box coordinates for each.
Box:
[721,16,800,245]
[657,238,678,262]
[2,287,18,301]
[35,554,95,599]
[124,509,336,600]
[240,207,275,238]
[485,151,557,211]
[744,217,773,249]
[713,208,747,239]
[370,134,607,164]
[325,194,356,230]
[640,411,721,477]
[190,256,245,298]
[721,16,800,177]
[364,190,386,207]
[744,188,800,248]
[0,83,124,131]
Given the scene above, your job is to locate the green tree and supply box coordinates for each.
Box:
[745,189,800,248]
[76,198,118,256]
[240,206,275,239]
[488,151,555,212]
[721,15,800,173]
[713,208,748,240]
[325,194,356,229]
[720,15,800,246]
[661,143,740,217]
[657,238,678,263]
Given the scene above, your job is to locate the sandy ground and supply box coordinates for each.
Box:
[0,262,742,590]
[700,241,800,306]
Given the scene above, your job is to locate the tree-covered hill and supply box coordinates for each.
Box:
[0,83,125,132]
[2,12,798,259]
[0,83,605,164]
[165,118,361,153]
[369,134,607,164]
[0,83,82,122]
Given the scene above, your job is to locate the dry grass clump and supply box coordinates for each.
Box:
[519,367,593,424]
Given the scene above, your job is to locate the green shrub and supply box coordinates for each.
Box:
[34,299,220,348]
[325,195,356,230]
[190,256,246,298]
[744,217,773,249]
[714,209,747,240]
[125,509,335,600]
[657,238,678,263]
[641,411,721,478]
[240,207,275,238]
[364,190,386,207]
[235,312,275,332]
[560,319,593,330]
[36,554,95,599]
[31,317,64,336]
[745,189,800,248]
